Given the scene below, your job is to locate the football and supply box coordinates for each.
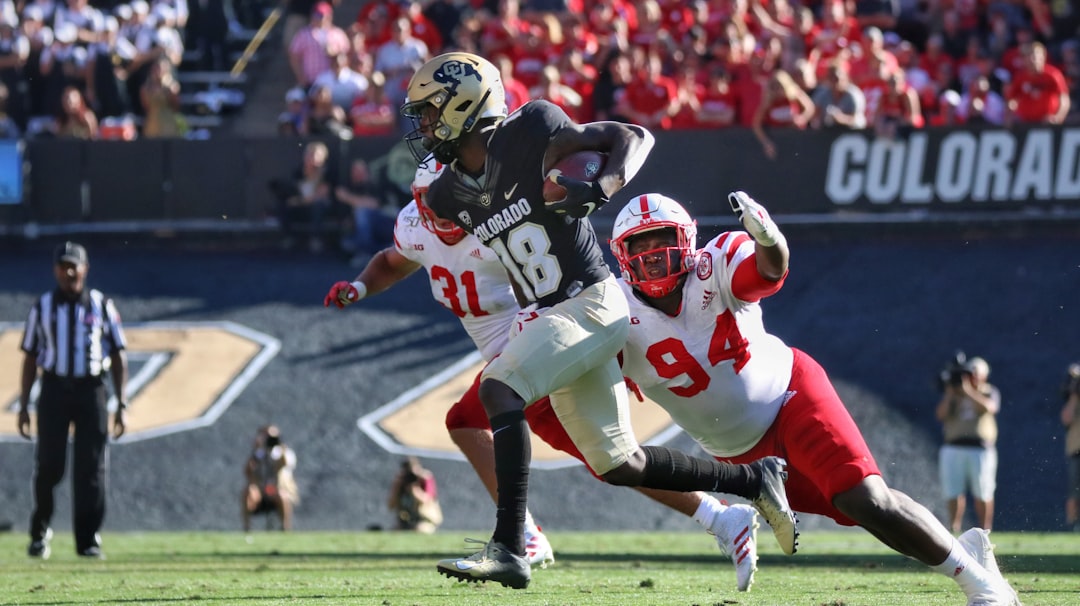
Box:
[543,151,608,202]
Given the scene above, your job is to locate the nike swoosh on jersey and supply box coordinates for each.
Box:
[504,183,518,200]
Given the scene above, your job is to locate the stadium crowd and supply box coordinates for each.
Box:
[0,0,1071,141]
[0,0,213,139]
[278,0,1077,143]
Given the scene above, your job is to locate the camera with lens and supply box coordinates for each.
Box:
[938,351,972,391]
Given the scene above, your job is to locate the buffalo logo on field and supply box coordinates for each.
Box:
[357,351,681,469]
[0,322,279,443]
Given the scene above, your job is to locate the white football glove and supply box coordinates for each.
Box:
[728,191,784,247]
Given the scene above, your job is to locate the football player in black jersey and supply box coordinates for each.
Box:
[400,52,797,589]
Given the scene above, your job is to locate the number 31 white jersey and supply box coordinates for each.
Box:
[394,201,519,362]
[619,231,795,457]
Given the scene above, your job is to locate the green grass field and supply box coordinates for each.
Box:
[0,530,1076,605]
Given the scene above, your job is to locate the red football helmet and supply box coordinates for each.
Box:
[412,158,465,245]
[610,193,697,298]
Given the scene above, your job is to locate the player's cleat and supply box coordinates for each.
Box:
[27,528,52,560]
[959,528,1000,577]
[437,539,531,589]
[750,456,799,555]
[966,578,1024,606]
[708,504,759,591]
[959,528,1022,606]
[524,523,555,569]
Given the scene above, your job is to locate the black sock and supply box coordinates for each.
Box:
[640,445,760,499]
[490,410,529,556]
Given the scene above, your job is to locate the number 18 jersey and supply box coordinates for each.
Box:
[619,231,795,457]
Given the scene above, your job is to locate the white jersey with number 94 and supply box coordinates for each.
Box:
[619,231,795,457]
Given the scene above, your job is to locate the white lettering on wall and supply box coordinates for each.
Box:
[824,128,1080,205]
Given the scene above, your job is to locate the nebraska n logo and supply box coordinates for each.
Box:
[357,351,682,469]
[0,321,280,443]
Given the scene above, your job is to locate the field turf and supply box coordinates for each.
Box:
[1,530,1076,605]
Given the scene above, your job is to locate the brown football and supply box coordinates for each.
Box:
[543,151,608,202]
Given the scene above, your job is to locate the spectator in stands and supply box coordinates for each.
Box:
[696,65,738,129]
[753,69,814,159]
[493,53,528,114]
[312,52,368,112]
[304,83,350,139]
[958,75,1006,125]
[401,0,442,54]
[288,2,350,89]
[616,51,678,130]
[39,23,87,118]
[669,63,705,130]
[388,456,441,534]
[243,424,300,532]
[422,0,463,51]
[354,0,400,51]
[928,89,963,127]
[186,0,228,71]
[808,0,862,82]
[87,15,134,119]
[281,0,318,51]
[936,356,1000,533]
[55,85,98,138]
[20,5,51,121]
[335,158,394,267]
[0,82,21,138]
[125,3,184,116]
[53,0,105,48]
[278,86,307,135]
[810,60,867,130]
[592,51,634,123]
[873,70,923,139]
[140,55,184,137]
[272,140,338,253]
[349,70,396,136]
[373,16,428,112]
[480,0,528,59]
[1005,41,1070,125]
[556,46,597,122]
[0,17,28,131]
[510,21,557,91]
[530,64,583,122]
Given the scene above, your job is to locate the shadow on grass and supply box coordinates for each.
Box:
[118,551,1080,575]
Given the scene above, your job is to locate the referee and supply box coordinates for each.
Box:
[16,241,128,560]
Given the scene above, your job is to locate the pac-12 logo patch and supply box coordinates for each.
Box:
[696,251,713,280]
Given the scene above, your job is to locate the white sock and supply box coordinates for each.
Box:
[930,538,994,597]
[691,494,728,531]
[524,510,538,534]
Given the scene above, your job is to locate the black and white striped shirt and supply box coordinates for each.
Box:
[20,289,127,378]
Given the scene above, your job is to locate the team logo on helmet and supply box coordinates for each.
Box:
[433,60,481,96]
[696,251,713,280]
[458,211,472,228]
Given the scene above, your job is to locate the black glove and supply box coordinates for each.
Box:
[545,176,609,219]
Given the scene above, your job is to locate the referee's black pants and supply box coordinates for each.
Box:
[30,374,109,552]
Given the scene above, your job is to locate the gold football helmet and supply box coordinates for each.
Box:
[401,52,507,163]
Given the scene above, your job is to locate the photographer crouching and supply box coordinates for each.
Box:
[1060,363,1080,532]
[935,354,1001,534]
[388,457,442,534]
[242,425,300,532]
